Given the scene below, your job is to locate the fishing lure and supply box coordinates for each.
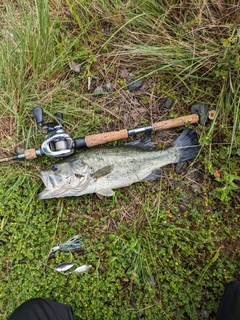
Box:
[73,265,92,274]
[50,235,83,255]
[54,263,92,274]
[55,262,75,272]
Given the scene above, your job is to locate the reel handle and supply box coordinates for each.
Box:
[33,106,44,126]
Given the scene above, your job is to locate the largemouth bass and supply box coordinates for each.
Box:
[38,128,199,200]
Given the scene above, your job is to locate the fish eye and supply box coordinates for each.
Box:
[51,165,58,172]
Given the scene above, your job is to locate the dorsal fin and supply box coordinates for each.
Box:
[125,137,156,151]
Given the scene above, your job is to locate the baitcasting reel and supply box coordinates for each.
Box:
[33,107,74,158]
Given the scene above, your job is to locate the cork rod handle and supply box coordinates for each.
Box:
[85,129,128,147]
[24,149,37,160]
[152,114,199,131]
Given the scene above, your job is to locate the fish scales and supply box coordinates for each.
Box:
[80,147,175,183]
[38,129,199,199]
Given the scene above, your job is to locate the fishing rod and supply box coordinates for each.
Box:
[0,106,216,163]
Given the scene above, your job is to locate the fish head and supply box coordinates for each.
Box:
[37,157,91,199]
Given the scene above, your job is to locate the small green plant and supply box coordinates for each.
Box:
[213,172,240,205]
[203,141,240,207]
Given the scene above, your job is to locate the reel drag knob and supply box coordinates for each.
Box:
[54,112,63,125]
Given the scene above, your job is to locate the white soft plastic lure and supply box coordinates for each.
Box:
[73,265,92,274]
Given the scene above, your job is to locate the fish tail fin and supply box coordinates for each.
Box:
[171,129,200,162]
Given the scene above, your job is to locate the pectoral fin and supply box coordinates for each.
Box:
[142,169,162,181]
[96,189,115,198]
[93,165,114,179]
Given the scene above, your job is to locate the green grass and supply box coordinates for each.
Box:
[0,0,240,319]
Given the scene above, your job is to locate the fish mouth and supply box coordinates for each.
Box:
[37,165,91,200]
[37,171,63,199]
[40,172,59,190]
